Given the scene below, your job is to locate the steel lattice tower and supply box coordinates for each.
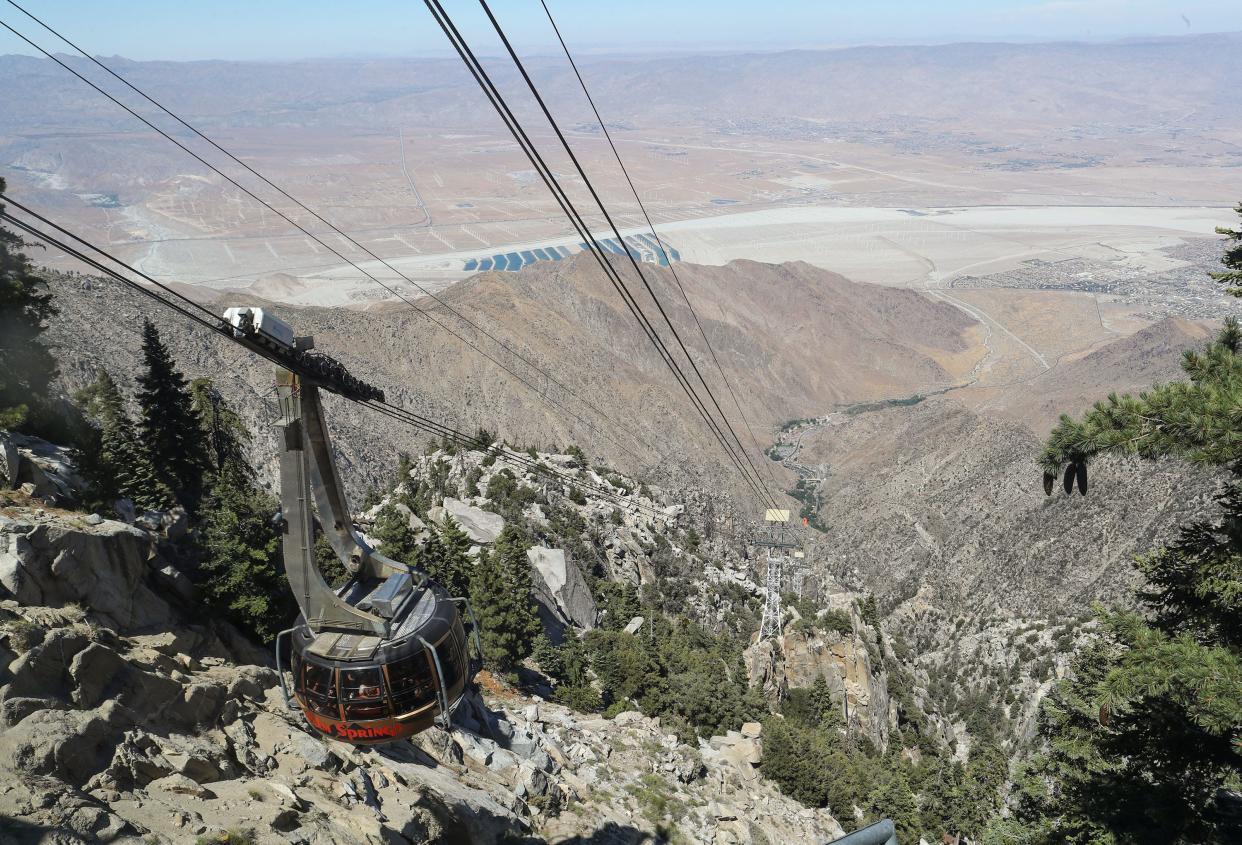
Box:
[759,551,784,639]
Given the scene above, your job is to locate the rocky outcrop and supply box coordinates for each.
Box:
[0,512,177,632]
[528,546,596,635]
[781,626,894,750]
[702,721,764,783]
[0,609,525,843]
[0,431,86,506]
[452,702,844,845]
[0,617,844,845]
[0,435,19,490]
[434,497,504,544]
[744,595,896,750]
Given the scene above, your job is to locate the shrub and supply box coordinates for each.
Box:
[195,831,256,845]
[820,609,854,636]
[563,444,587,467]
[557,683,603,712]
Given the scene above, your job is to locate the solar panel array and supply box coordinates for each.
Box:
[462,233,680,273]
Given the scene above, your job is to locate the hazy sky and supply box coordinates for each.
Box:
[0,0,1238,61]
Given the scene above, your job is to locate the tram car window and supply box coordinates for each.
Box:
[388,652,437,715]
[302,661,340,718]
[341,667,387,720]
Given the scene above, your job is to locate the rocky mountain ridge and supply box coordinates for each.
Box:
[13,249,1225,841]
[40,257,981,502]
[33,255,1219,764]
[988,316,1215,435]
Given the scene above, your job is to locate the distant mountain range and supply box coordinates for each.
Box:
[2,31,1239,138]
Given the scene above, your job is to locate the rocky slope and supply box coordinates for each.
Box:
[746,616,895,752]
[0,572,841,844]
[795,396,1220,617]
[0,433,920,844]
[989,316,1214,435]
[889,598,1092,754]
[23,247,1226,831]
[376,443,905,757]
[777,390,1222,749]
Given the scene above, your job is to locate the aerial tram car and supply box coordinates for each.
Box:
[223,307,481,746]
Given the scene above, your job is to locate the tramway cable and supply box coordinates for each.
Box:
[421,0,770,504]
[0,9,655,468]
[2,9,794,746]
[422,0,777,508]
[1,202,224,332]
[4,4,776,507]
[2,8,778,507]
[474,0,779,509]
[537,0,787,496]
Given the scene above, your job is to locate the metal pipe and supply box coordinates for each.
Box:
[274,626,298,709]
[826,819,897,845]
[419,635,453,729]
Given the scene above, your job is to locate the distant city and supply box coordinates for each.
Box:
[950,239,1238,321]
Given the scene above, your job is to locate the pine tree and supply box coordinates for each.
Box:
[810,674,839,728]
[1210,202,1242,294]
[920,757,967,842]
[559,628,590,686]
[0,177,59,433]
[867,766,919,844]
[396,450,414,484]
[430,516,473,598]
[198,474,291,641]
[957,742,1008,840]
[428,456,452,502]
[469,523,541,671]
[190,377,251,485]
[586,629,658,706]
[531,633,564,680]
[178,382,294,640]
[135,319,207,506]
[859,593,881,631]
[75,370,171,511]
[420,523,443,572]
[371,503,422,568]
[759,716,833,807]
[1040,204,1242,480]
[1029,216,1242,843]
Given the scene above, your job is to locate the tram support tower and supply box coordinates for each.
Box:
[760,551,784,640]
[757,508,796,640]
